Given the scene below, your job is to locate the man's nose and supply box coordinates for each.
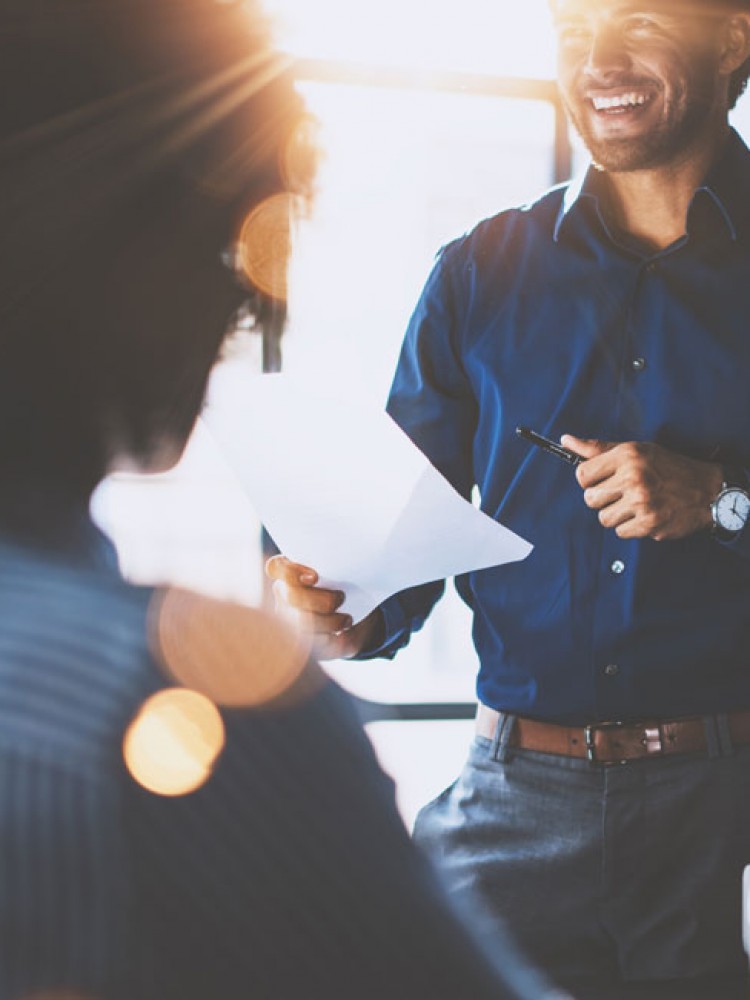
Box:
[584,23,630,78]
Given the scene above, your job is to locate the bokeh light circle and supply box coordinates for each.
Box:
[123,688,225,797]
[149,587,312,708]
[237,192,296,300]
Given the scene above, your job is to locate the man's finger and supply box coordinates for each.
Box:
[583,485,622,511]
[560,434,612,460]
[597,499,636,530]
[266,554,318,586]
[615,520,646,540]
[576,452,621,489]
[301,611,354,635]
[272,578,344,614]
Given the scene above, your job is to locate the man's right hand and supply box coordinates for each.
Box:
[265,556,382,660]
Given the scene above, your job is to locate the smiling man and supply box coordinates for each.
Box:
[557,0,737,172]
[270,2,750,997]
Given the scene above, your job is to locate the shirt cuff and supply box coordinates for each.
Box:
[353,595,412,661]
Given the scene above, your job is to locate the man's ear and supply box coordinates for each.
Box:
[719,13,750,75]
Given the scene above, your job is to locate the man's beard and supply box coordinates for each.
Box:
[565,61,719,173]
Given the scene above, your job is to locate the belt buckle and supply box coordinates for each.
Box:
[584,720,664,765]
[584,720,625,765]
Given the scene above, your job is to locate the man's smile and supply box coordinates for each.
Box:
[588,89,655,112]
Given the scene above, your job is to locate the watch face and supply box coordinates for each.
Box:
[716,489,750,533]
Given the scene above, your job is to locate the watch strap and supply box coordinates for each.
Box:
[721,464,749,491]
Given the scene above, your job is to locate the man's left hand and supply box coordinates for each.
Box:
[562,435,724,541]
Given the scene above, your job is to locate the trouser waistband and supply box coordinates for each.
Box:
[476,703,749,764]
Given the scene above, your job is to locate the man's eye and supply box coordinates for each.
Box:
[622,15,659,32]
[557,24,591,46]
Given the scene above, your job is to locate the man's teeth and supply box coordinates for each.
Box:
[592,93,649,111]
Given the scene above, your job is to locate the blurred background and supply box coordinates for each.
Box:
[91,0,750,827]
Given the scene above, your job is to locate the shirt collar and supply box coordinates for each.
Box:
[553,127,750,246]
[553,164,608,244]
[692,126,750,240]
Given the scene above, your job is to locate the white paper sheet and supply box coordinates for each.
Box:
[202,371,532,623]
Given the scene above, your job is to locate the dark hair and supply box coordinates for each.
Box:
[730,52,750,109]
[0,0,314,497]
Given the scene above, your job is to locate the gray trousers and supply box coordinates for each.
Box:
[413,713,750,999]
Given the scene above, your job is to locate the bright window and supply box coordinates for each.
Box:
[269,0,557,78]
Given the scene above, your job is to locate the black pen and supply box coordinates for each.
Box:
[516,426,584,466]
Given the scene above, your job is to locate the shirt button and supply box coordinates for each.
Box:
[611,559,625,575]
[645,261,658,273]
[632,357,646,372]
[604,664,619,678]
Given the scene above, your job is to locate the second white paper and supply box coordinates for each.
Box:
[203,372,532,623]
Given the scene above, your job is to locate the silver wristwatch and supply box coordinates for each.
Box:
[711,468,750,541]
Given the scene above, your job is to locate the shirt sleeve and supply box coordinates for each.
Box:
[356,243,478,660]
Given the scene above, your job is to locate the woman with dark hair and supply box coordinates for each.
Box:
[0,0,305,496]
[0,2,557,998]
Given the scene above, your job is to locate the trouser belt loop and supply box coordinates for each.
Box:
[703,715,722,759]
[716,713,734,756]
[492,712,517,764]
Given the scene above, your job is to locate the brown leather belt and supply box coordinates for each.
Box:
[476,703,750,765]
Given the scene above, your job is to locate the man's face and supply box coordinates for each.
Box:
[554,0,730,171]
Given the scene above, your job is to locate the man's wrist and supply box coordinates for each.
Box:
[352,609,385,657]
[338,609,386,660]
[701,462,725,532]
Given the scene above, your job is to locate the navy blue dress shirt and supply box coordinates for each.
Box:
[365,128,750,725]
